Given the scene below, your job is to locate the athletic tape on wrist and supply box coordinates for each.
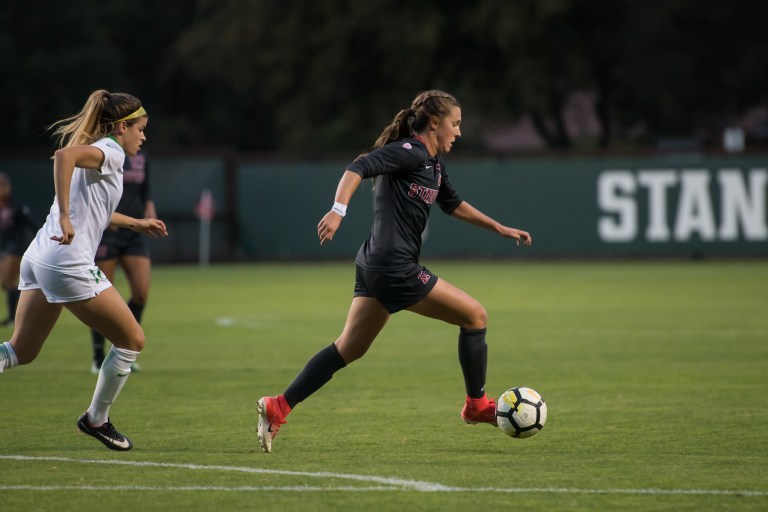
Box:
[332,201,347,217]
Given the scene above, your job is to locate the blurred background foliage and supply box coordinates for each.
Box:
[2,0,767,155]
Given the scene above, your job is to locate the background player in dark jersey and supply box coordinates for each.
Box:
[0,173,38,327]
[256,90,532,453]
[89,149,156,373]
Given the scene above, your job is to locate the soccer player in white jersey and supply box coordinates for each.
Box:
[0,90,168,451]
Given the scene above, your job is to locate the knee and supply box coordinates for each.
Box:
[334,338,369,364]
[11,344,40,366]
[131,330,146,352]
[129,294,148,306]
[15,352,36,366]
[463,304,487,330]
[335,344,362,364]
[119,328,145,352]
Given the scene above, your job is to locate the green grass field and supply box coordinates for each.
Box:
[1,261,767,511]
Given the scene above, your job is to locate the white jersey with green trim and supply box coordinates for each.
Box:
[24,137,125,270]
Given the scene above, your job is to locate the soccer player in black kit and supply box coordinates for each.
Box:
[89,149,156,372]
[257,90,532,453]
[0,173,38,326]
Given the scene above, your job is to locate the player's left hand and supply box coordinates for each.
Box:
[131,218,168,238]
[500,227,532,246]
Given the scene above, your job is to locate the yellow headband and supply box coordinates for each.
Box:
[116,106,147,123]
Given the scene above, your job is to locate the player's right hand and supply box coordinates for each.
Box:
[52,217,75,245]
[318,211,342,245]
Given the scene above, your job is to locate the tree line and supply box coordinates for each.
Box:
[3,0,767,155]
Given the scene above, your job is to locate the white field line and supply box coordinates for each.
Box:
[0,455,450,492]
[0,485,397,492]
[1,455,766,497]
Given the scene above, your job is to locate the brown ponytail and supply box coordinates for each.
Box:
[362,90,460,156]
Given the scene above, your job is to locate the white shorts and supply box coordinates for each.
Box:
[19,257,112,303]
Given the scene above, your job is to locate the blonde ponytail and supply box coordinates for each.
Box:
[49,89,144,148]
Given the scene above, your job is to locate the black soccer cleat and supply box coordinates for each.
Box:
[77,413,133,451]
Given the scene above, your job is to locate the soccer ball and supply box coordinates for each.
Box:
[496,387,547,438]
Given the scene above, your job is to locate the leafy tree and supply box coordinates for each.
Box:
[3,0,767,152]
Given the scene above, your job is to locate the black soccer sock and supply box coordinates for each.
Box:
[7,289,20,320]
[91,329,106,366]
[127,300,145,324]
[458,327,488,399]
[283,344,347,409]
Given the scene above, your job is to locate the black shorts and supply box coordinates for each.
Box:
[354,263,438,313]
[0,240,27,257]
[95,228,150,261]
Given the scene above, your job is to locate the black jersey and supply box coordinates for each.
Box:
[116,150,151,219]
[0,201,37,254]
[348,138,463,271]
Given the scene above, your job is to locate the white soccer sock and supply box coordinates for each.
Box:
[86,346,139,426]
[0,341,19,373]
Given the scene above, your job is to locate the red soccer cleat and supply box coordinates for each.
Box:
[257,395,290,453]
[461,394,498,426]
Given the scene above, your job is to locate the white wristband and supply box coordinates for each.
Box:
[331,201,347,217]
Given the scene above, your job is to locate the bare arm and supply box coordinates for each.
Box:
[109,212,168,238]
[144,199,157,219]
[51,145,105,245]
[317,170,362,245]
[451,201,532,246]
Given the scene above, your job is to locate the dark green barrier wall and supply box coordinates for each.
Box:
[432,156,767,258]
[236,161,371,260]
[148,157,231,261]
[4,154,766,261]
[2,157,230,262]
[236,155,768,260]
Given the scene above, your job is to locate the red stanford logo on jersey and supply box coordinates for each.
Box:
[408,183,438,204]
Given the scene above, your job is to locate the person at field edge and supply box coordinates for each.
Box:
[89,148,156,374]
[0,90,168,451]
[256,90,532,453]
[0,173,38,327]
